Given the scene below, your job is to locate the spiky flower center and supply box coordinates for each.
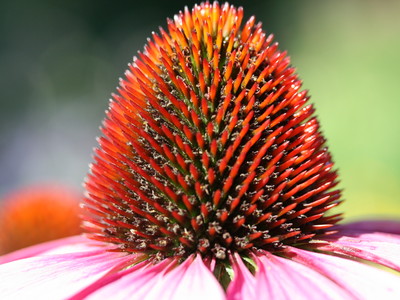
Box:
[84,2,341,261]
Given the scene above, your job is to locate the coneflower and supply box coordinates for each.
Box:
[1,2,400,299]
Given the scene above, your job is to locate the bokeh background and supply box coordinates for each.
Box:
[1,0,399,221]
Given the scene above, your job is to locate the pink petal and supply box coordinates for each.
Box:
[287,246,400,299]
[226,253,256,300]
[145,255,226,300]
[322,231,400,272]
[69,260,151,299]
[0,235,92,264]
[40,237,113,255]
[81,258,173,299]
[338,220,400,234]
[85,255,226,300]
[0,249,135,299]
[252,251,353,300]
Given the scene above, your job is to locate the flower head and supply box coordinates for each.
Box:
[84,2,340,262]
[1,2,400,299]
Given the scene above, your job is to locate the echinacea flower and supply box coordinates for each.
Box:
[0,184,81,255]
[1,2,400,299]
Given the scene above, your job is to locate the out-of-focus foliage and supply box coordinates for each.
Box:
[0,0,399,219]
[289,0,400,219]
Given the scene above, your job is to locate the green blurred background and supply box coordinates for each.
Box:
[1,0,399,221]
